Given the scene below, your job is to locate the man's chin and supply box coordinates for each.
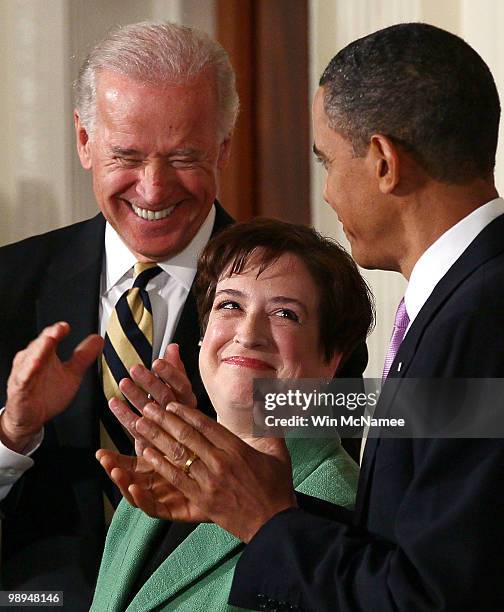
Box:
[347,243,376,270]
[351,249,391,272]
[120,222,193,261]
[124,238,185,262]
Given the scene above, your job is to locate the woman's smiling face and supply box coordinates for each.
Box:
[199,252,341,414]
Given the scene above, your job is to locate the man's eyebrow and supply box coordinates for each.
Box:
[110,146,200,158]
[169,148,199,157]
[110,146,142,156]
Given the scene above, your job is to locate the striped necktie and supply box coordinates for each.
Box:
[100,262,162,514]
[102,262,162,404]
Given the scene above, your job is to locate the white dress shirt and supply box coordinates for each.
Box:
[360,197,504,464]
[404,197,504,332]
[0,205,215,500]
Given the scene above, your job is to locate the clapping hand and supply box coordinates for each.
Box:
[97,343,296,540]
[1,322,103,453]
[97,344,208,522]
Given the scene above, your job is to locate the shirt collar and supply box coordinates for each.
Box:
[103,204,216,294]
[405,197,504,325]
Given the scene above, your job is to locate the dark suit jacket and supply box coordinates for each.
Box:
[229,213,504,611]
[0,203,233,611]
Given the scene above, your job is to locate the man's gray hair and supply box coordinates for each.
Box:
[74,21,239,140]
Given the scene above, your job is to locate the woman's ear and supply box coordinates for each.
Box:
[328,351,343,377]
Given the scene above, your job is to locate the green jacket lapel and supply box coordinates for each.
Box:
[92,502,166,611]
[130,521,241,611]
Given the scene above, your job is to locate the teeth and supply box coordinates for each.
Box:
[131,204,175,221]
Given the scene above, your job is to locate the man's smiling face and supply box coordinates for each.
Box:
[75,70,230,261]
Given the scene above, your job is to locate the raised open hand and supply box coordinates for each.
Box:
[107,343,197,455]
[1,322,103,452]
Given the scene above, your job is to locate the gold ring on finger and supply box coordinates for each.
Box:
[183,452,199,475]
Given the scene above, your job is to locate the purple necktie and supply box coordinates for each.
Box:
[382,298,410,382]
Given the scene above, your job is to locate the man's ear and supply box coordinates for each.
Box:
[74,110,93,170]
[369,134,400,194]
[217,137,232,169]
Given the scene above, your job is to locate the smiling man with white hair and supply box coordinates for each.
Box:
[0,20,370,608]
[0,21,237,609]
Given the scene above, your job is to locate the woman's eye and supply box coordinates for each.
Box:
[274,309,299,322]
[215,300,240,311]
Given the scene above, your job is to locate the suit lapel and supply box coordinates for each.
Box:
[35,214,106,446]
[94,504,167,612]
[389,213,504,382]
[357,214,504,520]
[36,214,105,341]
[129,522,241,611]
[171,289,202,392]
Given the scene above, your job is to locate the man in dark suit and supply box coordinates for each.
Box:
[0,21,237,610]
[109,23,504,610]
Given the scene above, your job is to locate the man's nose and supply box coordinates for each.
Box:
[234,311,270,349]
[136,162,176,206]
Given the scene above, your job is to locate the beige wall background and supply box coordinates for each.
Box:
[1,0,503,376]
[309,0,504,376]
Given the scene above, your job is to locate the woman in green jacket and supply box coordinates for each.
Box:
[92,218,374,611]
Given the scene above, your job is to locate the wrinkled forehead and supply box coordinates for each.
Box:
[94,69,220,121]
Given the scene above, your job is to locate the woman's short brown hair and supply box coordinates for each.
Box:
[194,218,374,364]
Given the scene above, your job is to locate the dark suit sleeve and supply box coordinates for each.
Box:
[0,218,107,609]
[295,492,353,523]
[229,308,504,611]
[230,438,504,611]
